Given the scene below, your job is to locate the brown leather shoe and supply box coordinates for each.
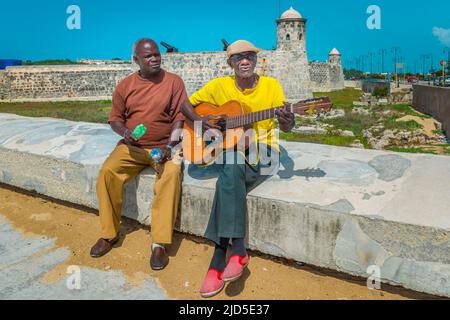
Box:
[90,236,119,258]
[150,246,169,270]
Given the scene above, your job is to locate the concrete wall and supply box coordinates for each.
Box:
[344,80,362,89]
[1,113,450,298]
[413,85,450,139]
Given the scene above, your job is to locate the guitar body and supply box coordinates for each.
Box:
[182,100,251,164]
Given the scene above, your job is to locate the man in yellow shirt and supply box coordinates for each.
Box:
[181,40,294,298]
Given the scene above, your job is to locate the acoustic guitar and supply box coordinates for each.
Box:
[182,96,332,164]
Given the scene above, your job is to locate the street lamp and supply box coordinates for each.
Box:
[420,54,430,83]
[379,49,387,73]
[345,60,353,69]
[361,55,366,74]
[444,48,450,74]
[392,47,401,87]
[399,56,406,82]
[368,52,374,75]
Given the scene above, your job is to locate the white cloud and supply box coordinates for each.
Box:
[432,27,450,47]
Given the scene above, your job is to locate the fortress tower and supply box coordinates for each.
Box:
[270,6,312,100]
[276,6,307,53]
[328,48,342,65]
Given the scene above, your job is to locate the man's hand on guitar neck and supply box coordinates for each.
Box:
[275,103,295,132]
[199,115,223,131]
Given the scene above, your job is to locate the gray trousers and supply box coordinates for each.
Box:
[204,146,279,245]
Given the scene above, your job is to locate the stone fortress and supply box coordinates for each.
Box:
[0,7,344,102]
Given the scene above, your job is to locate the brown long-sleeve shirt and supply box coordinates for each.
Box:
[109,70,188,149]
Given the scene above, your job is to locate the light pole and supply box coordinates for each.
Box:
[379,49,387,73]
[392,47,401,87]
[420,54,430,82]
[361,55,366,74]
[354,57,361,72]
[444,48,450,74]
[368,52,374,75]
[399,56,406,81]
[345,60,353,70]
[430,54,434,75]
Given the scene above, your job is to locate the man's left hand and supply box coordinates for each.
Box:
[159,146,172,164]
[276,103,295,132]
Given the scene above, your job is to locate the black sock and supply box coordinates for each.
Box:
[231,238,246,257]
[209,237,229,272]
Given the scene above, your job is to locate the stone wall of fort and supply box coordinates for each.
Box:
[309,62,345,92]
[0,50,344,103]
[0,65,133,101]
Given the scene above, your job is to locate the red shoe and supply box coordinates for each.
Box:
[222,254,249,282]
[199,268,225,298]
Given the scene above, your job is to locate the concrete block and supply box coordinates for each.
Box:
[1,113,450,297]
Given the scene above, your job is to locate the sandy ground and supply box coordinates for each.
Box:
[0,184,443,300]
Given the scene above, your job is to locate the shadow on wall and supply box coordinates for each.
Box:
[187,145,326,181]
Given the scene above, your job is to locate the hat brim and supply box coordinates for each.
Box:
[227,47,263,58]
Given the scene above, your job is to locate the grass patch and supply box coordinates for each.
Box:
[280,132,358,147]
[383,117,421,131]
[432,129,446,135]
[294,116,317,126]
[387,104,432,118]
[23,59,78,65]
[386,146,437,155]
[321,111,375,136]
[313,88,361,109]
[0,100,112,123]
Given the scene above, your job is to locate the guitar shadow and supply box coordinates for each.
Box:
[186,145,326,181]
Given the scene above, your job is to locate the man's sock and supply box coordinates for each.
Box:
[208,237,229,272]
[231,238,246,257]
[152,243,165,251]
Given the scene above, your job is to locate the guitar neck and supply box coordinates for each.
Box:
[226,106,283,129]
[225,97,331,129]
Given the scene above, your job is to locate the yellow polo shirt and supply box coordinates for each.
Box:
[189,75,286,152]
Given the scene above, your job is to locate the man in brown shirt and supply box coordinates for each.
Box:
[90,38,187,271]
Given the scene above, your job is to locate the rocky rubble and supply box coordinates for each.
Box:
[363,128,428,150]
[354,88,412,107]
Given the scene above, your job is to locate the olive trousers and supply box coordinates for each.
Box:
[96,144,182,244]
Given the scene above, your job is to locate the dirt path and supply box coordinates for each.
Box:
[0,184,442,300]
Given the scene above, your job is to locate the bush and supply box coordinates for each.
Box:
[372,86,389,97]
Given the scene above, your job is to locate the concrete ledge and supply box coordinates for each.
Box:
[1,113,450,297]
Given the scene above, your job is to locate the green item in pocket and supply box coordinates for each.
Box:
[131,124,147,140]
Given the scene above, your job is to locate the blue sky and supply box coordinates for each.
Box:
[1,0,449,73]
